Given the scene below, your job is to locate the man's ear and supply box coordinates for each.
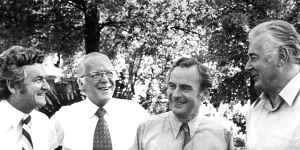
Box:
[278,46,289,66]
[77,78,85,91]
[6,80,16,94]
[202,89,209,98]
[198,89,209,101]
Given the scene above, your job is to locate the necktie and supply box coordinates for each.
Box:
[180,122,191,149]
[93,107,113,150]
[21,115,33,150]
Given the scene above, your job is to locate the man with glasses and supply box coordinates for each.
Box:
[246,20,300,149]
[0,46,54,149]
[51,52,148,150]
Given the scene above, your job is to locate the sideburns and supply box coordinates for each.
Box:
[18,83,28,94]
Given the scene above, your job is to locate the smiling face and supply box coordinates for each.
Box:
[246,34,281,92]
[79,54,115,106]
[15,64,50,112]
[167,65,202,121]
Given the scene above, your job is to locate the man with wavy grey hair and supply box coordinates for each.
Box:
[246,20,300,149]
[0,46,55,149]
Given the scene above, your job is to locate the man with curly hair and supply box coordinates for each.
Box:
[0,46,55,149]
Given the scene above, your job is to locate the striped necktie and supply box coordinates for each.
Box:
[180,122,191,149]
[21,115,33,150]
[93,107,113,150]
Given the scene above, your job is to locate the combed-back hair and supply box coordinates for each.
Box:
[76,52,112,77]
[0,45,45,99]
[167,57,212,91]
[249,20,300,64]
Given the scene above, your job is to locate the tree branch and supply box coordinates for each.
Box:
[170,26,202,36]
[98,20,127,31]
[67,0,86,12]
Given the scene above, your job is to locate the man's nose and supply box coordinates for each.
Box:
[42,80,50,91]
[172,88,182,98]
[245,60,252,71]
[99,74,110,83]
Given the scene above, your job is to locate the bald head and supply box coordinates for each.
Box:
[77,52,114,77]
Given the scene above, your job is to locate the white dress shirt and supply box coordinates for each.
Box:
[51,98,149,150]
[247,72,300,150]
[130,111,231,150]
[0,100,56,150]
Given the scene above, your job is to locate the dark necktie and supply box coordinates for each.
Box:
[93,107,113,150]
[180,122,191,149]
[21,115,33,150]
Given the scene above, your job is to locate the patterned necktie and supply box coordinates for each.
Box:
[21,115,33,150]
[180,122,191,149]
[93,107,113,150]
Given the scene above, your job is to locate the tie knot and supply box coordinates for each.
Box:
[22,115,31,125]
[95,107,106,118]
[180,122,190,133]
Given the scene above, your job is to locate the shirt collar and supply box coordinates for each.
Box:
[103,97,114,115]
[258,93,284,112]
[279,72,300,106]
[189,116,198,138]
[84,97,113,118]
[168,111,198,139]
[256,72,300,111]
[2,100,28,128]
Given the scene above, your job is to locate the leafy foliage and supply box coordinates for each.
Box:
[204,0,300,105]
[1,0,299,113]
[40,77,82,117]
[1,1,299,146]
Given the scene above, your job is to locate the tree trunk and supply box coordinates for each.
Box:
[84,4,100,54]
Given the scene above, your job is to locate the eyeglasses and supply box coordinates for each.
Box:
[81,71,114,81]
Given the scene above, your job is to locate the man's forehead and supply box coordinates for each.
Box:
[248,34,279,54]
[83,55,114,72]
[169,66,200,81]
[23,64,46,78]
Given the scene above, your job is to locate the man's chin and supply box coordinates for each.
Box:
[254,81,263,90]
[35,101,47,108]
[172,110,189,120]
[171,106,186,115]
[34,95,47,108]
[94,95,112,106]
